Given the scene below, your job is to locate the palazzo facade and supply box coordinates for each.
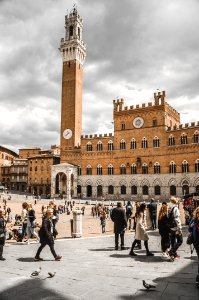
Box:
[52,8,199,201]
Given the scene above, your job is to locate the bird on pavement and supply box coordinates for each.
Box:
[142,280,156,290]
[48,272,56,278]
[31,267,42,277]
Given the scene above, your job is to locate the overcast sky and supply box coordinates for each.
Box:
[0,0,199,153]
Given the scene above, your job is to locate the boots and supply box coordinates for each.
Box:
[144,240,154,256]
[129,240,138,256]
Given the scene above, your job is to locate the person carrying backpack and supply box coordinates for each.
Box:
[168,197,183,261]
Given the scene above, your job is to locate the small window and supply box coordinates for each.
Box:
[69,25,73,37]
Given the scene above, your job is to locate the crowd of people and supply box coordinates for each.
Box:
[0,194,199,285]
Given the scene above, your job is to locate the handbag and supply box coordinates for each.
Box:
[186,232,194,245]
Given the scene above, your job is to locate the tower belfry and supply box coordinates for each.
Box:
[59,8,86,156]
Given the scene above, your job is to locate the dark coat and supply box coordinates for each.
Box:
[111,207,127,234]
[39,217,54,245]
[148,202,157,217]
[158,215,170,235]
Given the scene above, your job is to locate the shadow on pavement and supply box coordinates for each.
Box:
[0,278,75,300]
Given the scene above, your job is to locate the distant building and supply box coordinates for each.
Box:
[51,8,199,201]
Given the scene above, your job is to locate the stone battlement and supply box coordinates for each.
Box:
[167,121,199,131]
[81,133,113,139]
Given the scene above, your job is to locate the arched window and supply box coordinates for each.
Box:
[170,185,176,196]
[120,164,126,175]
[168,135,175,146]
[86,165,92,175]
[142,163,148,174]
[87,185,92,197]
[108,164,114,175]
[154,162,161,174]
[121,122,125,130]
[193,131,199,143]
[131,185,137,195]
[87,142,93,151]
[108,140,114,151]
[78,27,80,39]
[121,185,126,195]
[153,136,160,147]
[169,161,176,174]
[141,137,148,149]
[130,138,136,149]
[97,141,103,151]
[120,139,126,150]
[97,164,103,175]
[195,159,199,172]
[142,185,148,195]
[77,165,81,176]
[155,185,161,195]
[108,185,114,194]
[152,119,157,127]
[181,133,188,145]
[182,160,189,173]
[35,166,37,172]
[131,163,137,174]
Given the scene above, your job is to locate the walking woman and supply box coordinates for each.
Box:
[129,203,154,256]
[158,202,170,258]
[0,210,6,260]
[34,209,61,261]
[189,207,199,284]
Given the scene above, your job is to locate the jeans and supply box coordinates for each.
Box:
[35,242,57,259]
[169,231,183,257]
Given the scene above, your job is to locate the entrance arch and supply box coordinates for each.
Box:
[97,185,103,197]
[87,185,92,197]
[55,172,67,194]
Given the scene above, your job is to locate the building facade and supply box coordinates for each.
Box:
[52,8,199,201]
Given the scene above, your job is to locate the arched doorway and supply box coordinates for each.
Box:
[182,185,189,195]
[55,172,67,194]
[97,185,103,197]
[87,185,92,197]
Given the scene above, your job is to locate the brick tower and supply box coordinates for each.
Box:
[59,8,86,155]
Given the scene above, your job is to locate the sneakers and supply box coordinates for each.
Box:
[146,251,154,256]
[55,255,62,261]
[162,252,169,258]
[34,257,43,261]
[129,251,137,256]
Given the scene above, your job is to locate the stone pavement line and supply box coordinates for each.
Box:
[1,233,199,300]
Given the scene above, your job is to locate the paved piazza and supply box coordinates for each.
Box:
[0,195,199,299]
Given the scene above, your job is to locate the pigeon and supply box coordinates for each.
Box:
[48,272,56,278]
[31,267,42,277]
[142,280,156,290]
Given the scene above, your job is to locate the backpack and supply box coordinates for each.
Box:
[168,207,177,229]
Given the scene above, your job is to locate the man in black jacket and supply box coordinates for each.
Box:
[111,202,127,250]
[34,209,61,261]
[148,199,157,230]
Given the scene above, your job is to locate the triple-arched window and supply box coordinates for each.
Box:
[120,139,126,150]
[97,141,103,151]
[108,164,114,175]
[153,136,160,147]
[182,160,189,173]
[120,164,126,174]
[141,137,148,148]
[181,133,188,144]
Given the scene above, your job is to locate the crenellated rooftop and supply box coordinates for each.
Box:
[113,91,180,117]
[167,121,199,131]
[81,133,113,139]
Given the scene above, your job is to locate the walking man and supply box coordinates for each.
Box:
[111,202,127,250]
[148,198,157,230]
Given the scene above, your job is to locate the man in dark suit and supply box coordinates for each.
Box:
[111,202,127,250]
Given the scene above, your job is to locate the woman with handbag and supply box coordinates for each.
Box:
[26,203,39,244]
[189,207,199,284]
